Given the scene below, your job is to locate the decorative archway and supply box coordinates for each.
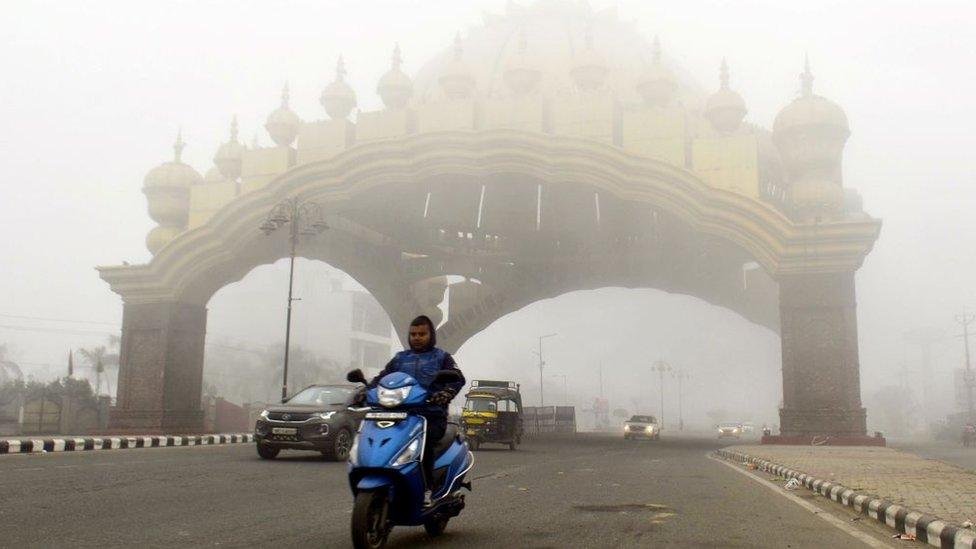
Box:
[99,2,881,438]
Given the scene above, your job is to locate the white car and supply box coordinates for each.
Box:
[717,422,742,438]
[624,415,661,440]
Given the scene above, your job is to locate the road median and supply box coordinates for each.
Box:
[715,446,976,548]
[0,433,254,455]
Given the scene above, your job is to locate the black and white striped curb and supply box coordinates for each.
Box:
[0,434,254,455]
[715,449,976,549]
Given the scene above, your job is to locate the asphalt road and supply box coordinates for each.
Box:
[890,438,976,472]
[0,434,906,548]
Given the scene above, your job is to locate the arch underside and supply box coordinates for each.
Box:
[175,171,780,353]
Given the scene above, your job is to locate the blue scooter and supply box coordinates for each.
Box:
[345,368,474,549]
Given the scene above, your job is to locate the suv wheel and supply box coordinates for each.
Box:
[323,428,353,461]
[257,445,279,460]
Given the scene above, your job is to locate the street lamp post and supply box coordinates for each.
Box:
[957,309,976,421]
[536,333,557,407]
[672,369,690,431]
[260,198,329,401]
[651,360,672,429]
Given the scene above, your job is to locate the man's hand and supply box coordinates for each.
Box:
[429,389,455,406]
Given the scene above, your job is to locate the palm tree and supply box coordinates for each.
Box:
[78,342,119,397]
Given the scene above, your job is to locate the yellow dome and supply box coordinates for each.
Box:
[773,94,849,134]
[773,61,848,135]
[265,84,301,147]
[321,56,357,119]
[143,132,203,189]
[411,2,702,105]
[503,30,542,96]
[438,33,476,99]
[377,44,413,109]
[636,37,677,107]
[213,117,246,179]
[704,60,747,133]
[570,29,608,92]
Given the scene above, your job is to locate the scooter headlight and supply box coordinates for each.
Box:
[392,436,422,467]
[378,386,412,408]
[348,434,360,466]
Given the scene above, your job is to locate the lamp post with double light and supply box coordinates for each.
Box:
[260,198,329,401]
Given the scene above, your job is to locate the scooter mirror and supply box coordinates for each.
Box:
[347,369,367,384]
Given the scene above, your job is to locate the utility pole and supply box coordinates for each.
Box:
[598,362,604,398]
[957,309,975,421]
[651,361,672,428]
[536,333,557,407]
[672,369,690,431]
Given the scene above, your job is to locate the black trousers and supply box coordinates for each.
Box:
[422,415,447,491]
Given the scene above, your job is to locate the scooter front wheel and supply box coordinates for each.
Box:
[351,489,390,549]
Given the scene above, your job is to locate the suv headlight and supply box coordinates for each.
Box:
[378,386,411,408]
[259,410,269,420]
[315,411,336,420]
[392,437,422,467]
[645,426,654,433]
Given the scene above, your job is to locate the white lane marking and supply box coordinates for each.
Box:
[55,465,77,469]
[708,454,889,549]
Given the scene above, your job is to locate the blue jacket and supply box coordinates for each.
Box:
[368,348,465,417]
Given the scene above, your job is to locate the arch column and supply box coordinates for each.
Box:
[109,301,207,432]
[777,271,867,438]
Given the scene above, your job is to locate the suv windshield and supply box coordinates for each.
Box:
[464,398,497,412]
[286,386,353,406]
[628,415,656,423]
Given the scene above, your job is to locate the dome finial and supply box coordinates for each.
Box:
[800,53,814,97]
[280,82,290,108]
[392,43,403,71]
[453,31,463,60]
[652,35,662,65]
[173,127,185,162]
[336,55,347,82]
[720,58,730,90]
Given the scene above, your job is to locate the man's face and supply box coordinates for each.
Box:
[409,324,431,351]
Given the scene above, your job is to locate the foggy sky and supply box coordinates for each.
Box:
[2,1,975,429]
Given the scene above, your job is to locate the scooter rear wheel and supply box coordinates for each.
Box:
[351,489,390,549]
[423,517,449,537]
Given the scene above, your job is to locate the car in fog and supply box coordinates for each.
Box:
[254,384,366,461]
[717,422,743,438]
[624,415,660,440]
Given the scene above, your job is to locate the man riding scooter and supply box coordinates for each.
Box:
[357,315,465,505]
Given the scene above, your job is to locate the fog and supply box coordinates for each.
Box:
[1,1,974,434]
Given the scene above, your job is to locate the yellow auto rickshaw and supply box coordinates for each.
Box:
[460,380,523,451]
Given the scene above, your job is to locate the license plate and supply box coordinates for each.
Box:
[365,412,408,420]
[272,427,297,435]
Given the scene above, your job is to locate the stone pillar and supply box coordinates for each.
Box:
[109,301,207,433]
[778,272,867,437]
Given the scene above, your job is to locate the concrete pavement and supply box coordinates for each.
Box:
[1,434,902,548]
